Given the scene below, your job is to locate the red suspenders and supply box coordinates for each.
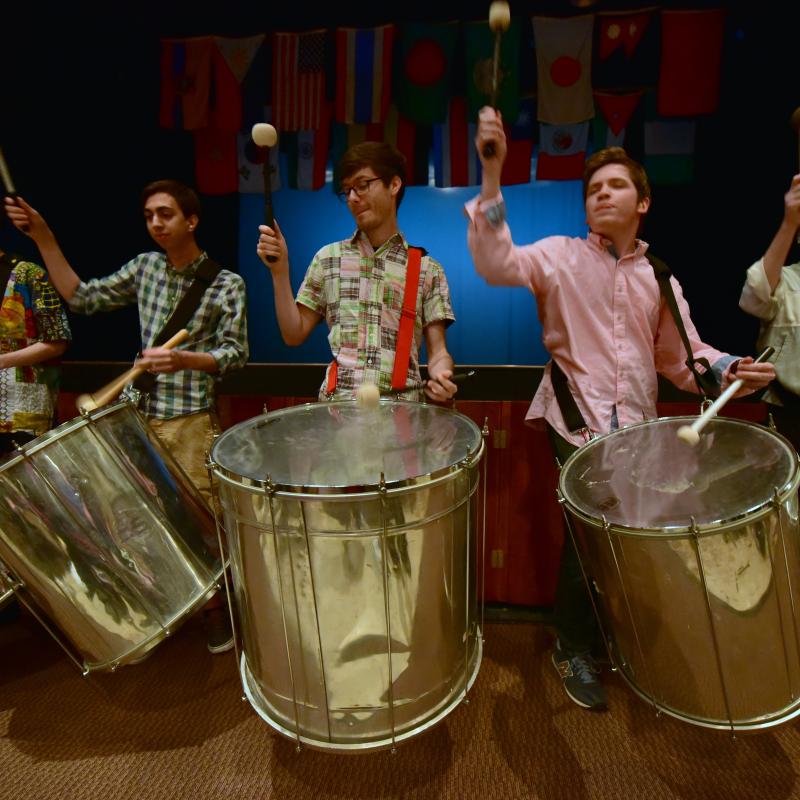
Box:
[326,246,422,397]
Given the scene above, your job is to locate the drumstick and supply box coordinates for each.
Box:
[0,146,29,232]
[676,347,775,446]
[356,370,476,409]
[76,329,191,413]
[252,123,278,263]
[481,1,511,160]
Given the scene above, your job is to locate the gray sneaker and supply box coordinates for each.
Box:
[551,639,607,710]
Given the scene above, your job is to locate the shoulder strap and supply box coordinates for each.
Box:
[647,253,720,398]
[391,246,423,391]
[550,359,590,435]
[133,257,222,394]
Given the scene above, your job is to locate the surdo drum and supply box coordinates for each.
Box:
[0,399,222,672]
[558,416,800,731]
[209,399,486,751]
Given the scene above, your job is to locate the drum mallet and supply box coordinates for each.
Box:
[76,329,190,413]
[481,1,511,160]
[0,145,28,232]
[252,122,279,263]
[676,347,775,446]
[356,370,476,409]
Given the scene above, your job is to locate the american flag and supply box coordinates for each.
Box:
[273,30,327,131]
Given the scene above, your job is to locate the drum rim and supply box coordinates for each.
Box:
[557,415,800,534]
[209,399,485,493]
[0,398,136,468]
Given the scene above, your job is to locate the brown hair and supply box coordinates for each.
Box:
[338,141,407,210]
[141,179,202,221]
[583,147,651,203]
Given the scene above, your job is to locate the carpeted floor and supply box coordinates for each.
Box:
[2,609,800,800]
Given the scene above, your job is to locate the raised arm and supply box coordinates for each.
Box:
[4,196,81,301]
[257,218,322,345]
[762,174,800,293]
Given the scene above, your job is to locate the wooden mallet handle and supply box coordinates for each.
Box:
[76,329,190,413]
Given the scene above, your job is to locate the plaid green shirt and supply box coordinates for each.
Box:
[297,230,455,401]
[70,251,248,419]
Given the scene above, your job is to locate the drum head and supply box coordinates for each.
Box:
[559,417,798,531]
[211,400,482,491]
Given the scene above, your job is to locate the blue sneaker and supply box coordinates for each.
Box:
[551,639,607,710]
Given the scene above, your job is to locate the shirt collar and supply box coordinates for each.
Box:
[349,229,407,257]
[587,231,649,260]
[166,250,207,278]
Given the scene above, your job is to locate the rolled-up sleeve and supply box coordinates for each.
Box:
[740,258,780,321]
[208,275,248,375]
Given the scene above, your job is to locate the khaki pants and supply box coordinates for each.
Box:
[148,410,220,511]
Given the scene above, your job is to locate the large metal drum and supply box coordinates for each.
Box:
[210,400,485,751]
[559,416,800,731]
[0,399,222,672]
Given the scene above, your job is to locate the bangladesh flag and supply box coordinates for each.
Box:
[395,21,459,125]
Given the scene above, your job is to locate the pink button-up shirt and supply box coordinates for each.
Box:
[465,195,731,446]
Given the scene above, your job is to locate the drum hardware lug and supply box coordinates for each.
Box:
[767,411,777,431]
[700,398,713,414]
[262,403,269,415]
[601,515,610,534]
[460,455,473,470]
[481,417,489,438]
[263,475,276,496]
[379,473,387,495]
[556,489,565,504]
[771,487,781,508]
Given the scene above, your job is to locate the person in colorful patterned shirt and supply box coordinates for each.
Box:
[4,181,249,654]
[0,248,71,455]
[257,141,457,403]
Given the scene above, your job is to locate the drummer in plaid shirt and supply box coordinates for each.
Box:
[257,141,457,403]
[4,180,248,654]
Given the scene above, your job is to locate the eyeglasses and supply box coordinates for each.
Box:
[336,177,382,203]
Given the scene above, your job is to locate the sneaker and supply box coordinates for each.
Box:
[551,640,607,710]
[204,607,234,654]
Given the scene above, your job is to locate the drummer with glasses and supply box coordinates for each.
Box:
[257,141,457,404]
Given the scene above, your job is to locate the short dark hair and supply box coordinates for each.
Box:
[141,179,202,221]
[337,141,407,210]
[583,147,651,203]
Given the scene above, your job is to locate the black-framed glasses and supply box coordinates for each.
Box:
[335,177,382,203]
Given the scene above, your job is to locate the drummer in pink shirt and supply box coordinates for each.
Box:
[465,106,775,712]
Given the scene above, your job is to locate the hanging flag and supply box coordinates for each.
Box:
[464,18,521,123]
[433,98,481,188]
[593,9,659,91]
[211,35,266,132]
[335,24,394,125]
[395,22,458,124]
[194,128,238,195]
[238,108,281,194]
[383,106,432,187]
[532,15,594,125]
[241,37,272,131]
[287,104,332,191]
[536,122,589,181]
[159,37,213,130]
[594,91,642,137]
[644,120,696,185]
[273,30,327,132]
[501,97,535,185]
[658,9,725,117]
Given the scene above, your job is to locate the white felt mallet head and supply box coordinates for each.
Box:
[676,425,700,447]
[489,1,511,32]
[251,123,278,148]
[356,383,380,410]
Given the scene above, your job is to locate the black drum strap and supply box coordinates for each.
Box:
[133,257,221,395]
